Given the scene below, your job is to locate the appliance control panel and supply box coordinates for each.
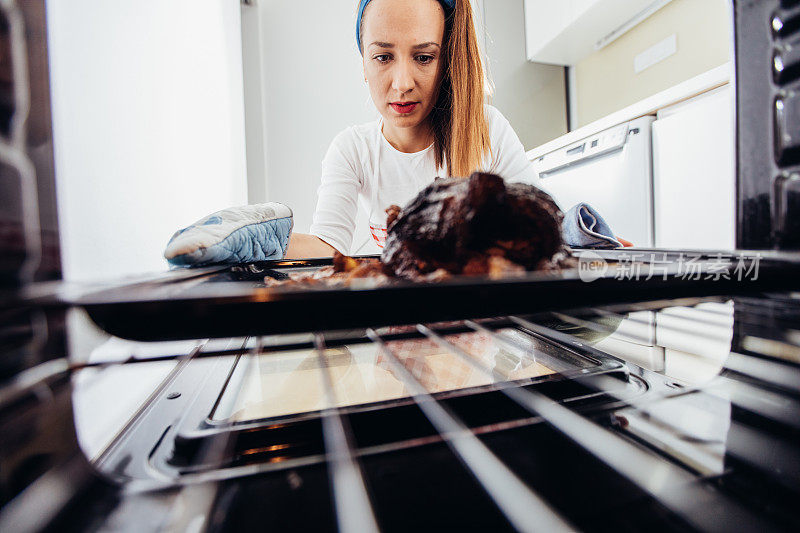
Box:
[536,123,630,178]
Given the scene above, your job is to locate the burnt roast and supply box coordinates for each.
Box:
[381,172,565,279]
[264,172,567,286]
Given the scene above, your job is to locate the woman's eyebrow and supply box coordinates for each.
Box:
[368,41,440,50]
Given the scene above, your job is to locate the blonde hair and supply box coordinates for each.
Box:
[431,0,490,177]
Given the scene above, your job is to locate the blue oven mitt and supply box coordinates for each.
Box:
[164,203,293,268]
[562,202,622,249]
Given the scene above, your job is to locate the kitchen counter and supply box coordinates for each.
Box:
[526,62,732,160]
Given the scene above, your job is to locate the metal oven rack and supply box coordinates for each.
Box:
[71,279,800,532]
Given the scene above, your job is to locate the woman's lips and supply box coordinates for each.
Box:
[390,102,419,114]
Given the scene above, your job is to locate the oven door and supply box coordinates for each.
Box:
[72,283,800,532]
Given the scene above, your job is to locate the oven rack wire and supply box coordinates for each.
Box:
[77,292,800,532]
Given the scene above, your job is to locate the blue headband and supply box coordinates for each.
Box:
[356,0,456,54]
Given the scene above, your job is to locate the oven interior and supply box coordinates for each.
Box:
[2,0,800,531]
[57,253,799,532]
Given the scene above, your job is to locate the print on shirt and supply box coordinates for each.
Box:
[370,223,387,248]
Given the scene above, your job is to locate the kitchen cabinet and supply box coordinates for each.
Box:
[652,85,735,249]
[524,0,672,65]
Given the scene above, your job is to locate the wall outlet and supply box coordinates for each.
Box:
[634,33,677,74]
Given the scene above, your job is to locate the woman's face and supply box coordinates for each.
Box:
[361,0,446,133]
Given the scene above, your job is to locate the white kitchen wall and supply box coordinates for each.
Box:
[483,0,567,149]
[573,0,731,127]
[47,0,248,281]
[246,0,377,243]
[241,2,269,205]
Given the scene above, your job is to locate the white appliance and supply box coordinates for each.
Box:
[651,85,735,249]
[530,115,656,247]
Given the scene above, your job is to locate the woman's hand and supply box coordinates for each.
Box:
[284,233,336,259]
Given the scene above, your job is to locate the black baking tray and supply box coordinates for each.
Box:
[64,250,800,341]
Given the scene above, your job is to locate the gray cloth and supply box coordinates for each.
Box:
[562,202,622,249]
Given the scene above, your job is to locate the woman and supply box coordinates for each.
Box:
[285,0,535,258]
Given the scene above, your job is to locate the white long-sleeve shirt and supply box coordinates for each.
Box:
[309,105,536,254]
